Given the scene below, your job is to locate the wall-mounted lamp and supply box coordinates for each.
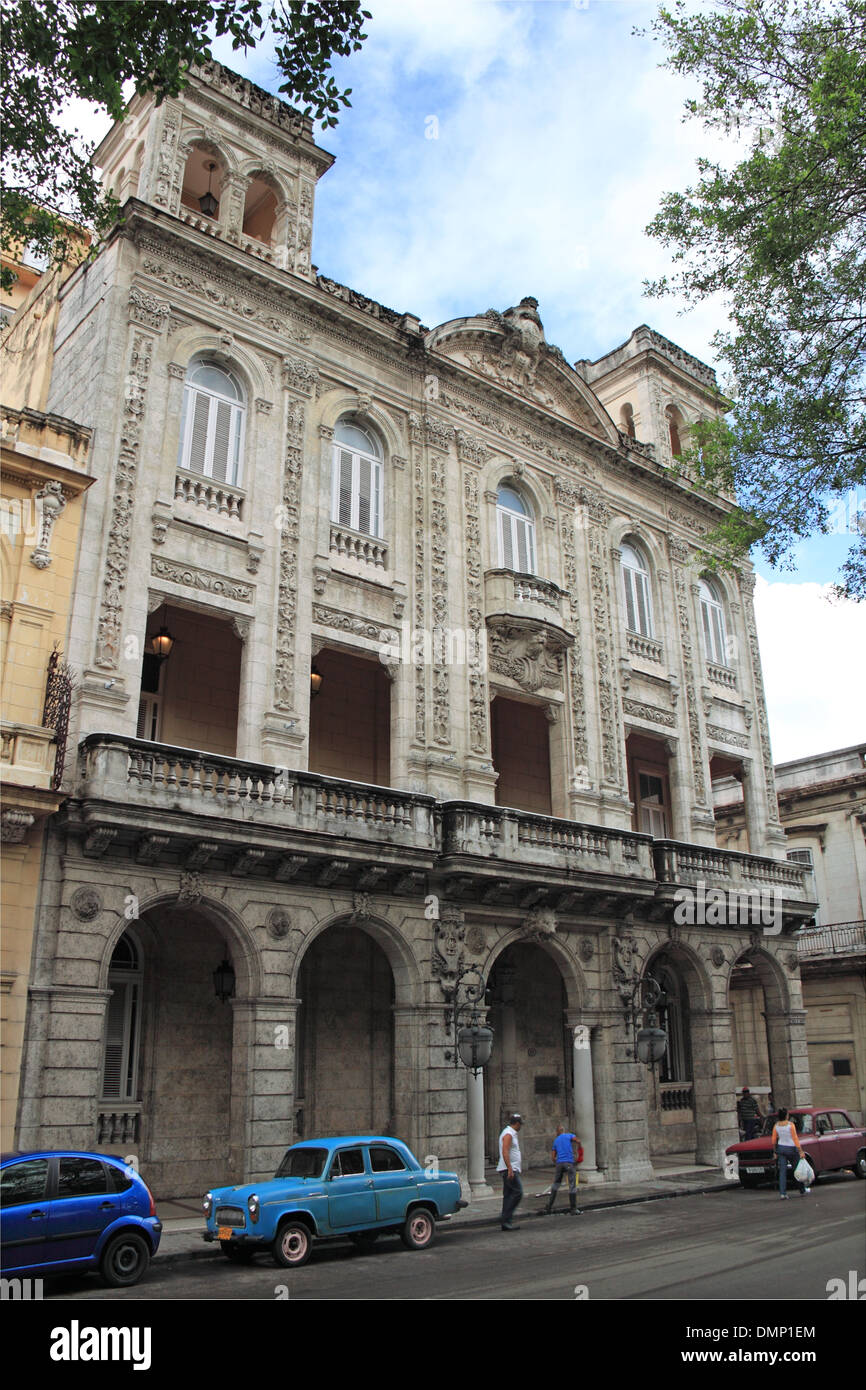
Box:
[310,664,323,698]
[213,956,236,1004]
[199,162,219,218]
[151,626,174,661]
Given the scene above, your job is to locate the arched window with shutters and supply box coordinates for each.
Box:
[496,483,536,574]
[178,359,246,487]
[699,576,729,666]
[620,541,654,637]
[330,419,383,538]
[101,933,142,1103]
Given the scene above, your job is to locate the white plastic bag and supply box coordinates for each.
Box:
[794,1157,814,1185]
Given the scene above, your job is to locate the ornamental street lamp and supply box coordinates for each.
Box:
[212,956,236,1003]
[628,975,667,1067]
[444,964,493,1076]
[199,162,219,218]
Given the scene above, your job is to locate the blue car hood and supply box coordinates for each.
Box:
[210,1178,325,1204]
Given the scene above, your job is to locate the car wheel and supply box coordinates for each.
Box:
[350,1231,379,1251]
[221,1242,256,1263]
[272,1221,312,1268]
[853,1150,866,1179]
[400,1208,435,1250]
[100,1231,151,1288]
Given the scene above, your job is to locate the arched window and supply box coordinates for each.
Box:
[666,404,684,458]
[180,145,224,219]
[242,174,279,244]
[620,402,636,439]
[620,541,653,637]
[651,963,692,1085]
[331,420,383,538]
[496,483,536,573]
[101,933,142,1102]
[699,577,729,665]
[178,360,245,486]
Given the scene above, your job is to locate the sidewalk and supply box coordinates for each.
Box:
[154,1160,734,1267]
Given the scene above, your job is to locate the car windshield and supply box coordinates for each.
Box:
[274,1147,328,1179]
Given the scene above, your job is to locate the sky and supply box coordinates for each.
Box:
[80,0,866,762]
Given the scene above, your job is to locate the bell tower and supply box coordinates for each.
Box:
[94,60,335,278]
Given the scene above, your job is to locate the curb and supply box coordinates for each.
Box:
[153,1178,734,1268]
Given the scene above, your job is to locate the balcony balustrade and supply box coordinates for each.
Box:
[653,839,813,903]
[484,568,565,626]
[796,921,866,957]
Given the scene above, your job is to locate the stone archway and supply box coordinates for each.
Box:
[643,942,716,1164]
[729,946,802,1115]
[295,922,396,1140]
[99,897,257,1198]
[484,941,574,1171]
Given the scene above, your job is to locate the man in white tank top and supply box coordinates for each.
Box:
[497,1113,523,1230]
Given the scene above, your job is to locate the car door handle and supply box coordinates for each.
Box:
[99,1202,116,1210]
[29,1210,47,1219]
[366,1181,374,1188]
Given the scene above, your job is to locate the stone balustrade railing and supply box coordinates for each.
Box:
[329,524,388,569]
[653,839,812,900]
[660,1083,694,1112]
[627,632,664,663]
[707,661,737,690]
[174,471,245,522]
[513,574,561,610]
[97,1106,141,1145]
[441,802,655,879]
[78,736,437,850]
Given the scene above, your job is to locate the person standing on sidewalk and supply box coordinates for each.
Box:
[544,1124,583,1215]
[772,1108,810,1198]
[498,1114,523,1231]
[738,1087,763,1141]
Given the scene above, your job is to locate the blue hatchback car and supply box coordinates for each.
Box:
[0,1151,162,1287]
[202,1135,466,1268]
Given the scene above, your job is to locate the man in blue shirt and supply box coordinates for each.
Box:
[544,1124,582,1215]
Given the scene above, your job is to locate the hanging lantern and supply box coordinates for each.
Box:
[199,162,219,218]
[151,625,174,661]
[213,957,236,1003]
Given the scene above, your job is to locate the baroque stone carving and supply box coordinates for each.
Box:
[669,537,708,806]
[282,356,319,396]
[432,904,466,998]
[456,429,488,466]
[523,905,557,940]
[71,886,102,921]
[463,469,489,754]
[710,946,726,968]
[312,604,398,646]
[557,487,590,778]
[273,401,305,709]
[350,892,371,921]
[429,438,451,745]
[588,508,624,788]
[266,908,292,939]
[29,481,66,569]
[413,453,426,744]
[706,723,750,750]
[613,934,640,1005]
[178,873,204,904]
[128,286,171,330]
[486,617,570,693]
[150,556,253,603]
[579,937,594,962]
[96,330,156,668]
[622,698,677,728]
[465,924,485,956]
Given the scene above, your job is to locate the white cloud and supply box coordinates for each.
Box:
[753,576,866,763]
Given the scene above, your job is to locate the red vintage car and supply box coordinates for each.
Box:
[727,1107,866,1188]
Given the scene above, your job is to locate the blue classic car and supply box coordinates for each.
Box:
[202,1136,467,1267]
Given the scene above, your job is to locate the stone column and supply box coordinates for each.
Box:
[466,1065,493,1196]
[569,1019,603,1183]
[238,998,300,1183]
[766,1007,811,1108]
[689,1005,739,1165]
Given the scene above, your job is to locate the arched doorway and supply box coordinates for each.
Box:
[645,951,696,1157]
[729,948,795,1119]
[97,902,251,1198]
[295,923,395,1139]
[484,942,571,1170]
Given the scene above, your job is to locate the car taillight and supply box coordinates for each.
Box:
[144,1182,156,1217]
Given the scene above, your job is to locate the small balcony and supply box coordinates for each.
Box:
[484,568,565,626]
[1,721,57,791]
[796,921,865,958]
[653,839,815,908]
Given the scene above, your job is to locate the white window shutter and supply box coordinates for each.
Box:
[358,455,372,533]
[101,985,127,1099]
[211,399,232,482]
[188,392,211,475]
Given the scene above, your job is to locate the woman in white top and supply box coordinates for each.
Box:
[771,1107,810,1198]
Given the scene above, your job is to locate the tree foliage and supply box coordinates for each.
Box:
[0,0,370,292]
[644,0,866,598]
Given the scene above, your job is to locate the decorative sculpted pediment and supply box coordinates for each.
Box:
[427,298,617,441]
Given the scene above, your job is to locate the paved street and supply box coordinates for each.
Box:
[42,1175,864,1302]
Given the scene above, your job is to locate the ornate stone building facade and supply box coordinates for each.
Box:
[7,62,815,1195]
